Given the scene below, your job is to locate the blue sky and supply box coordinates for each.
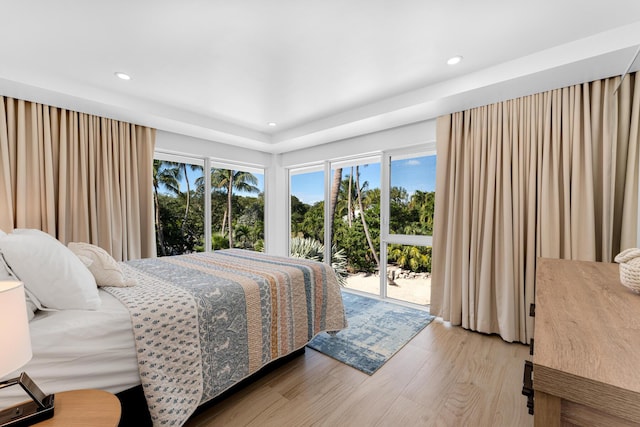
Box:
[161,166,265,197]
[163,155,435,203]
[291,155,436,205]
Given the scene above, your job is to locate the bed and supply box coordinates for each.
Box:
[0,229,347,426]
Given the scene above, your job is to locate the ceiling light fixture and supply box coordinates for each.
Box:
[114,72,131,80]
[268,122,277,127]
[446,56,463,66]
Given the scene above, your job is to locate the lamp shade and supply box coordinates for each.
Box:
[0,281,32,378]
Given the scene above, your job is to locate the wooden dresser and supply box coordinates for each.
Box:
[532,258,640,426]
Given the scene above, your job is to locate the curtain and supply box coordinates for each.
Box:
[431,72,640,343]
[0,96,156,261]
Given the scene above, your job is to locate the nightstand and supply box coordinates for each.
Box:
[36,389,120,427]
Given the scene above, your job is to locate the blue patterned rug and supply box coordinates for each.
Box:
[307,291,435,375]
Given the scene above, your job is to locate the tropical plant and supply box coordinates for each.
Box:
[329,167,342,242]
[153,160,183,255]
[289,236,348,285]
[153,160,206,256]
[355,165,379,269]
[388,244,432,273]
[220,169,259,248]
[211,232,230,250]
[299,201,324,242]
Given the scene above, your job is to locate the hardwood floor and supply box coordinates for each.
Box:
[185,320,532,427]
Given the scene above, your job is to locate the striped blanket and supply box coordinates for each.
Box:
[105,249,347,426]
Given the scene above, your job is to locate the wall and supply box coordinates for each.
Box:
[280,119,436,166]
[155,130,272,166]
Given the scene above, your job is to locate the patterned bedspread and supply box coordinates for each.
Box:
[104,249,347,426]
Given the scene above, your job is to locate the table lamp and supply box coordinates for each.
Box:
[0,281,54,426]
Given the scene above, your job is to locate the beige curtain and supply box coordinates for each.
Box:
[431,72,640,343]
[0,96,156,261]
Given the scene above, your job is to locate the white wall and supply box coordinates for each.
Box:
[280,119,436,166]
[156,130,272,166]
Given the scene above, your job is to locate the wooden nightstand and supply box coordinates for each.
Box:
[36,389,120,427]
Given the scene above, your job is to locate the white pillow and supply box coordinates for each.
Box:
[0,229,100,310]
[0,252,13,280]
[68,242,136,287]
[0,247,38,320]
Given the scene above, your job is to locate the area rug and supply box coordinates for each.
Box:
[307,291,435,375]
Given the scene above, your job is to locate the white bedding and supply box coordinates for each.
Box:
[0,290,139,406]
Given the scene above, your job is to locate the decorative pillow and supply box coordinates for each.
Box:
[0,229,100,310]
[68,242,136,287]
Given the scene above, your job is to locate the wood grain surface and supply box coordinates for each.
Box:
[534,258,640,424]
[37,389,120,427]
[186,319,532,426]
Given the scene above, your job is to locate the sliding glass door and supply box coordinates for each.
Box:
[287,147,435,309]
[330,158,381,295]
[381,151,436,307]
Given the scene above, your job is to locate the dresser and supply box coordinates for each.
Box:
[532,258,640,426]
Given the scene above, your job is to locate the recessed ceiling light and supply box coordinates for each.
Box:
[268,122,277,127]
[446,56,463,66]
[114,72,131,80]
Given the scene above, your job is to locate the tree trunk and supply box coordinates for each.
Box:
[347,167,353,227]
[227,172,234,248]
[329,168,343,242]
[153,185,166,256]
[180,164,191,242]
[356,166,379,268]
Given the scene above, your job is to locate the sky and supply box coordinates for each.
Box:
[291,155,436,205]
[162,167,265,197]
[161,155,436,203]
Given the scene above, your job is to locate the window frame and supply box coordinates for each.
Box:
[154,150,266,253]
[380,144,436,300]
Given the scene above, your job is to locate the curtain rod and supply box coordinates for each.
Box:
[614,44,640,94]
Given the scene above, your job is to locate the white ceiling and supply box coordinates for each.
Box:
[1,1,640,153]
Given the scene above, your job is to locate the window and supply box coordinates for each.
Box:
[154,153,264,254]
[331,159,381,291]
[382,151,436,307]
[209,165,264,251]
[389,155,436,236]
[287,147,435,309]
[290,167,325,244]
[153,157,205,255]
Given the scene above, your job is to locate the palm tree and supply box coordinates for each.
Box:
[329,168,342,241]
[347,166,354,227]
[388,244,431,272]
[409,190,435,234]
[355,165,379,269]
[180,164,203,240]
[153,160,181,255]
[208,169,259,248]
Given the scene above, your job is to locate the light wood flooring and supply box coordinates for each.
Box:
[185,319,532,427]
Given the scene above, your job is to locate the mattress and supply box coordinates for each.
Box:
[0,290,139,407]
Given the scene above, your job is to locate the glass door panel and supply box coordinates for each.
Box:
[385,244,432,306]
[383,152,436,307]
[331,160,381,294]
